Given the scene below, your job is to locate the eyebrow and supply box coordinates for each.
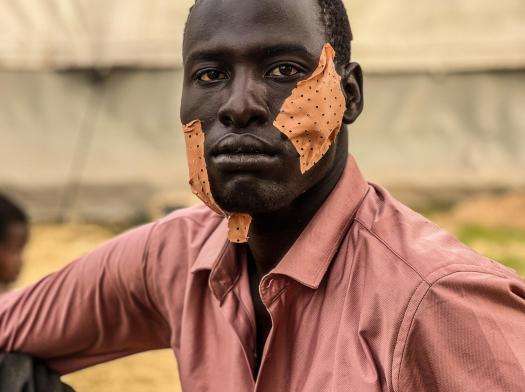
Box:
[186,43,316,65]
[264,44,314,59]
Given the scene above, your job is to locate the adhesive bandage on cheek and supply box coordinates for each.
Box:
[183,120,252,243]
[274,43,346,173]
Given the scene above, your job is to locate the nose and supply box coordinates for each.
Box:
[218,69,269,129]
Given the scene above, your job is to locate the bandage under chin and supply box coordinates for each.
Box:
[183,120,252,243]
[274,43,346,173]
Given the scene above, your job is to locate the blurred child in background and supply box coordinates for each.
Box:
[0,194,28,293]
[0,196,73,391]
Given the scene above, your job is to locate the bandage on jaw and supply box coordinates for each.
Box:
[183,120,252,243]
[182,43,345,243]
[274,43,346,173]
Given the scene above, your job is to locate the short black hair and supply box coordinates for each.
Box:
[186,0,353,66]
[317,0,353,66]
[0,194,28,243]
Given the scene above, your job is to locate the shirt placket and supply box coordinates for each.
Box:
[254,274,289,392]
[210,248,258,390]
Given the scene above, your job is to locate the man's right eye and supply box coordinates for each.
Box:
[196,69,228,83]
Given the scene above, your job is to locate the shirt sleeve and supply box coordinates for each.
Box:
[397,270,525,392]
[0,223,171,375]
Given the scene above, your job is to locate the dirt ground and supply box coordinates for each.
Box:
[13,193,525,391]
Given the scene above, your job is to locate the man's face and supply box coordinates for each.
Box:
[181,0,344,215]
[0,223,28,284]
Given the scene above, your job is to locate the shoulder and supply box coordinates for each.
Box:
[99,204,223,285]
[145,203,225,267]
[353,183,518,285]
[153,203,223,238]
[352,185,525,390]
[101,204,223,263]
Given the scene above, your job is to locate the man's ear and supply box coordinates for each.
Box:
[341,62,363,124]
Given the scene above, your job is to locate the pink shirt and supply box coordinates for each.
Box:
[1,155,524,391]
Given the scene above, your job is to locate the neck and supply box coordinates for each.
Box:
[247,153,347,276]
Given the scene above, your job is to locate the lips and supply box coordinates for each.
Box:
[211,133,278,156]
[210,133,280,171]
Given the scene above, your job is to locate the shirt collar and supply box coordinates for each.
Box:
[271,154,369,288]
[190,218,229,274]
[190,154,369,299]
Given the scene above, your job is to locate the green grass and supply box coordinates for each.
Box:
[457,225,525,245]
[498,256,525,275]
[455,224,525,276]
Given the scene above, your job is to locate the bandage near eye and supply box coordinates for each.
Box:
[274,43,346,173]
[182,43,345,243]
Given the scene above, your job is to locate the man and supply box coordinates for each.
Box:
[1,0,524,391]
[0,194,28,293]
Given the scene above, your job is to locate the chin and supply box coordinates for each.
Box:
[212,176,294,215]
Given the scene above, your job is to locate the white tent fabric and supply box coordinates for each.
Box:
[350,0,525,72]
[1,0,524,72]
[0,0,192,70]
[1,1,524,222]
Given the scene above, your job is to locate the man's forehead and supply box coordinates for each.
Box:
[183,0,325,60]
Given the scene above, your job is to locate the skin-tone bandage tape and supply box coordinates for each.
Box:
[274,43,346,173]
[182,43,345,243]
[183,120,252,243]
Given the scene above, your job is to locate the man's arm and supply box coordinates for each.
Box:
[397,269,525,391]
[0,223,171,375]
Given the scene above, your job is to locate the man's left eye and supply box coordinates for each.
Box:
[268,64,300,78]
[197,69,228,82]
